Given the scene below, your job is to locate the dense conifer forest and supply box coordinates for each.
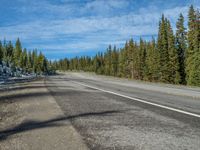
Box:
[0,38,55,77]
[55,5,200,86]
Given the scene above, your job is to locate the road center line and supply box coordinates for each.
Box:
[72,81,200,118]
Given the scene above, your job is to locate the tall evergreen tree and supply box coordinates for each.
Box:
[144,39,158,81]
[167,20,181,84]
[157,15,170,83]
[111,46,118,76]
[129,40,140,79]
[0,41,3,62]
[123,42,130,78]
[176,13,187,84]
[42,57,48,73]
[118,48,126,77]
[186,5,196,82]
[36,52,45,74]
[151,38,160,81]
[127,39,134,78]
[105,45,112,75]
[32,49,38,73]
[20,48,28,70]
[27,51,33,73]
[187,52,200,86]
[6,41,14,60]
[139,38,146,79]
[187,9,200,86]
[14,38,22,66]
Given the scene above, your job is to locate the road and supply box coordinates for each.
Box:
[0,72,200,150]
[46,72,200,150]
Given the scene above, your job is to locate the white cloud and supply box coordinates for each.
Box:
[0,11,160,40]
[1,2,200,57]
[81,0,130,15]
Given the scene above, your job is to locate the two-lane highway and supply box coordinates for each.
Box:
[46,72,200,150]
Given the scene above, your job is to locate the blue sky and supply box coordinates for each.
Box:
[0,0,199,60]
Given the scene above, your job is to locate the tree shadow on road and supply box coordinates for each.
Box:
[0,85,69,92]
[0,90,67,103]
[0,110,122,141]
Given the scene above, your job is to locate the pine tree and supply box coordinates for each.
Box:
[93,55,99,73]
[157,15,170,83]
[127,39,134,78]
[167,20,181,84]
[144,39,158,81]
[100,53,105,74]
[32,49,38,73]
[144,42,151,81]
[105,45,112,75]
[6,41,14,61]
[123,41,130,78]
[0,41,3,62]
[36,52,45,74]
[14,38,22,66]
[19,53,23,69]
[187,9,200,86]
[27,51,33,73]
[139,38,146,79]
[111,46,118,76]
[20,48,28,71]
[128,39,139,79]
[42,57,48,73]
[176,13,187,84]
[187,52,200,86]
[118,48,126,77]
[151,38,160,81]
[186,5,196,83]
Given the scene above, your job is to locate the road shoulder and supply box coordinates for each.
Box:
[0,79,88,150]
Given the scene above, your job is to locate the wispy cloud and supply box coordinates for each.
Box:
[0,0,199,59]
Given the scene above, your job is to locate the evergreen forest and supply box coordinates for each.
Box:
[55,5,200,86]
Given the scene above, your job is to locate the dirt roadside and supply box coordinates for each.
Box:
[0,78,88,150]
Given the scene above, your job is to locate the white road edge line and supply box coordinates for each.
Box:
[72,81,200,118]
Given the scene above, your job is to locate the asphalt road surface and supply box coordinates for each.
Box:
[1,72,200,150]
[45,72,200,150]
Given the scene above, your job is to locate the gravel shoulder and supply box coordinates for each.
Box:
[0,78,88,150]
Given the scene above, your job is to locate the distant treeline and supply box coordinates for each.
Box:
[55,5,200,86]
[0,38,55,75]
